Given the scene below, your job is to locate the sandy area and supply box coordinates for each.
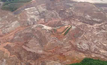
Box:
[72,0,107,3]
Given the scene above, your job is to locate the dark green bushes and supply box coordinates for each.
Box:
[70,58,107,65]
[1,0,31,11]
[1,0,31,3]
[64,26,72,35]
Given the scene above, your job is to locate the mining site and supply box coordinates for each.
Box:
[0,0,107,65]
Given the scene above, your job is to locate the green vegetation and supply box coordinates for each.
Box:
[64,26,72,35]
[69,58,107,65]
[1,0,31,11]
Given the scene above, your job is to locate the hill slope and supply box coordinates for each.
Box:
[0,0,107,65]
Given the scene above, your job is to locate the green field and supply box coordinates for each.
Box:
[1,0,31,11]
[69,58,107,65]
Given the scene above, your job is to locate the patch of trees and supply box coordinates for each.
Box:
[69,58,107,65]
[1,0,31,11]
[1,0,30,2]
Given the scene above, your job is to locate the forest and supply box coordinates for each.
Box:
[70,58,107,65]
[1,0,31,11]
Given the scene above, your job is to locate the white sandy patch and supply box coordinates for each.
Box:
[32,24,52,30]
[72,0,107,3]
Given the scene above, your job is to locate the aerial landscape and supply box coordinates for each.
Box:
[0,0,107,65]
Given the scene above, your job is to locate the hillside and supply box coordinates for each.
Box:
[0,0,107,65]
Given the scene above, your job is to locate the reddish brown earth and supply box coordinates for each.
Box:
[0,0,107,65]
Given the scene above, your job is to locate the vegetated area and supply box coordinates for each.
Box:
[64,26,72,35]
[1,0,31,11]
[69,58,107,65]
[61,25,72,36]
